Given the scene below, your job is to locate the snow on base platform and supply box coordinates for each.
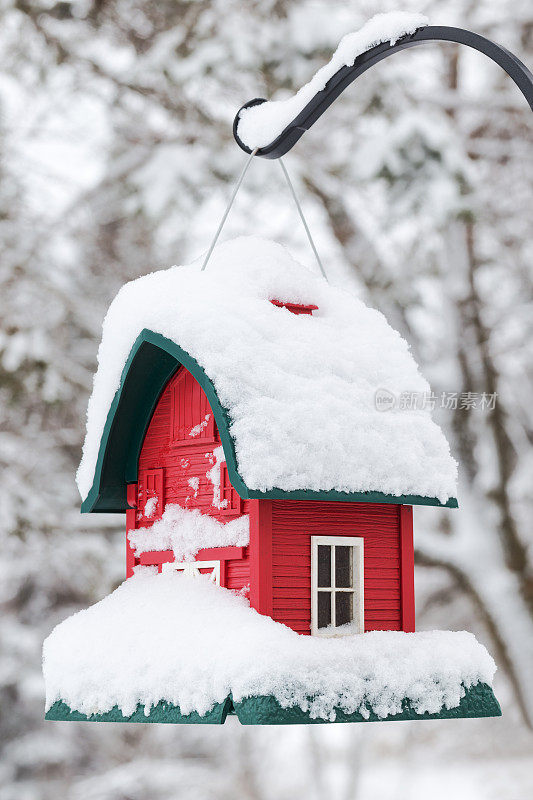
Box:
[43,570,499,724]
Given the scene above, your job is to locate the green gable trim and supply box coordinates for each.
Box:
[80,329,246,513]
[81,329,458,512]
[46,683,499,725]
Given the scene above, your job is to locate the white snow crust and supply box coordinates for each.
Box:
[189,414,211,437]
[236,13,429,149]
[77,236,457,503]
[128,504,249,561]
[205,445,228,510]
[187,476,200,497]
[143,497,157,518]
[43,570,496,721]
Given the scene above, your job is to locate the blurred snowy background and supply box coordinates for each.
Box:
[0,0,532,798]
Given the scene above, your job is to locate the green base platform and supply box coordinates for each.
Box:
[46,682,501,725]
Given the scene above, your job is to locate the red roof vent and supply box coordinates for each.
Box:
[271,300,318,316]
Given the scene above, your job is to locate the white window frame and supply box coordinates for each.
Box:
[311,536,364,637]
[162,560,220,585]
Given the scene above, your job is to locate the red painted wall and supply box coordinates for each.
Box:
[126,366,250,591]
[268,500,406,634]
[125,362,415,637]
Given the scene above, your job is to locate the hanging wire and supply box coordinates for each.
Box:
[201,147,328,283]
[201,148,258,271]
[279,157,328,283]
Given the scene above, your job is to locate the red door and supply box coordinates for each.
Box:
[137,467,164,523]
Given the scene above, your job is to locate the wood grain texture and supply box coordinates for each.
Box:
[270,500,402,634]
[248,499,273,616]
[125,365,413,636]
[125,483,138,578]
[126,366,250,591]
[400,505,415,632]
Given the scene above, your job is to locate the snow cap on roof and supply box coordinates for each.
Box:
[77,236,457,503]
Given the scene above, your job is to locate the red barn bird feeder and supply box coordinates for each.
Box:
[44,13,533,726]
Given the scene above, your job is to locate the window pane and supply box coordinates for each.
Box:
[335,546,352,588]
[317,592,331,629]
[317,546,331,588]
[335,592,353,627]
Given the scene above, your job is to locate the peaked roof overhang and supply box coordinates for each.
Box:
[81,329,458,513]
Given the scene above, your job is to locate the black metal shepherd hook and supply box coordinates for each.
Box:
[233,26,533,159]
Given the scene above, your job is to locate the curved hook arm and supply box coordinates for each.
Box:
[233,25,533,159]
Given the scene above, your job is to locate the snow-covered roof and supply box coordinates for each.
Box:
[236,12,429,150]
[43,570,496,722]
[77,236,457,507]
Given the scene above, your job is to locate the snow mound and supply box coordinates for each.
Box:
[77,235,457,503]
[129,504,249,561]
[43,570,496,721]
[237,12,429,149]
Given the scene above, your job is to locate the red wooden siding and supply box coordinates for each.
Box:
[125,366,250,591]
[220,462,243,516]
[170,368,215,442]
[248,500,273,616]
[139,546,246,567]
[124,363,411,636]
[399,505,415,632]
[126,483,137,579]
[269,500,403,634]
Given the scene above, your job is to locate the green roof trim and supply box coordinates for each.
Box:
[46,683,499,725]
[46,698,232,725]
[81,329,458,513]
